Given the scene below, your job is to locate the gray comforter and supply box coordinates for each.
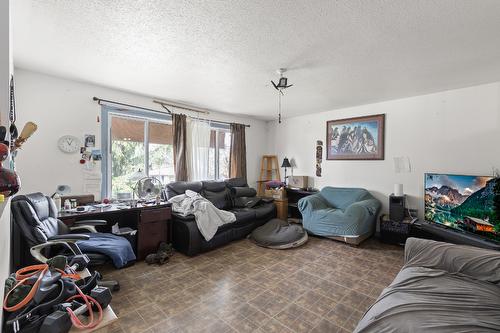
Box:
[354,237,500,333]
[168,189,236,241]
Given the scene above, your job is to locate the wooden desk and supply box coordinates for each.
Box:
[59,203,172,260]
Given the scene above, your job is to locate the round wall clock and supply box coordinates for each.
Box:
[58,135,81,153]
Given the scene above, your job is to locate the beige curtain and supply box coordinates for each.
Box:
[172,114,188,181]
[186,118,211,181]
[229,123,247,181]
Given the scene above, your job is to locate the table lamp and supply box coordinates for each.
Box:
[281,157,292,184]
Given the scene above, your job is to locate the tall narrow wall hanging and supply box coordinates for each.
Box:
[316,140,323,177]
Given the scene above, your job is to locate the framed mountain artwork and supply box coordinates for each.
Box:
[326,114,385,160]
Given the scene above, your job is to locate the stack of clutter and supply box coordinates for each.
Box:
[2,255,112,333]
[264,180,286,199]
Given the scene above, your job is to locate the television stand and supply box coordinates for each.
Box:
[414,221,500,251]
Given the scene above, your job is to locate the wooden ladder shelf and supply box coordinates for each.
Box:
[257,155,281,196]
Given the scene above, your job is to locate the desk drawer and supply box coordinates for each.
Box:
[140,207,171,223]
[137,220,167,260]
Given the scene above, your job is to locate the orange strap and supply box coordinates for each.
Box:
[3,264,82,312]
[15,264,49,280]
[3,264,48,312]
[56,268,81,281]
[66,287,103,329]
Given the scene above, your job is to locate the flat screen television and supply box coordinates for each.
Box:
[424,173,500,243]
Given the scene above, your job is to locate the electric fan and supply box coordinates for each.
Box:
[134,177,163,201]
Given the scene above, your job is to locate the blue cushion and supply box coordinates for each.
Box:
[320,187,372,210]
[77,232,136,268]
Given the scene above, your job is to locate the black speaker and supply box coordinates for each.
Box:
[389,195,405,222]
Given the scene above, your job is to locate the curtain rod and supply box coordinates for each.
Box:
[92,97,250,127]
[153,100,210,114]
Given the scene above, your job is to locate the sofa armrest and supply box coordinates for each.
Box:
[298,193,330,214]
[405,237,500,284]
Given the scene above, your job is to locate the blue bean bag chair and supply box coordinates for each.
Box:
[298,187,380,245]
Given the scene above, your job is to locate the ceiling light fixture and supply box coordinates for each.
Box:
[271,68,293,123]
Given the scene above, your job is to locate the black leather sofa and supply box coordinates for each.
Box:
[165,178,276,256]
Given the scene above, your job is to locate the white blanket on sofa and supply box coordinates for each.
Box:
[168,190,236,241]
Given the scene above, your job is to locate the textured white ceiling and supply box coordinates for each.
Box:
[12,0,500,120]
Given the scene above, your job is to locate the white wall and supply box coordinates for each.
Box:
[14,69,269,197]
[13,70,500,220]
[268,82,500,218]
[0,0,13,328]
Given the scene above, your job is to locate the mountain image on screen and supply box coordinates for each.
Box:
[424,173,500,242]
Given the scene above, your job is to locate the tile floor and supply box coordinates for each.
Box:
[98,237,403,333]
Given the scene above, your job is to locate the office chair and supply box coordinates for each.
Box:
[11,193,125,290]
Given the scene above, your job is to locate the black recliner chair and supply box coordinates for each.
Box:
[11,193,124,290]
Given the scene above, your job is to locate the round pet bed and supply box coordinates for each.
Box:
[250,218,308,249]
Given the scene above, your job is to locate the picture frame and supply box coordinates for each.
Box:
[84,134,95,148]
[326,114,385,160]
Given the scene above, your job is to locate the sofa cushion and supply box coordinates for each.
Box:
[215,208,256,234]
[304,206,375,238]
[202,180,227,192]
[203,190,231,210]
[228,208,256,223]
[224,178,248,188]
[320,187,373,210]
[200,181,231,210]
[166,181,203,199]
[204,189,231,210]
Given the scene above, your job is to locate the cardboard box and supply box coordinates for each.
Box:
[288,176,308,189]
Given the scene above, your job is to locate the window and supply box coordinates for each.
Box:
[208,128,231,180]
[104,110,173,198]
[110,116,146,196]
[147,122,174,184]
[103,107,232,198]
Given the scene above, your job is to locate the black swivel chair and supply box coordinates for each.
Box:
[11,193,121,290]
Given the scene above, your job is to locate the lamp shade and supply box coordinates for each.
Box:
[281,157,291,168]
